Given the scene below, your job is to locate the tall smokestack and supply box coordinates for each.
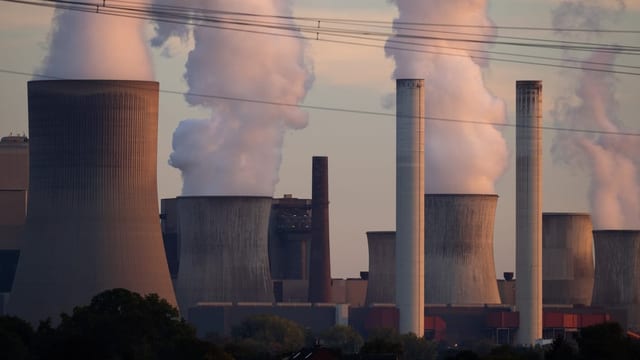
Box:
[366,231,396,305]
[543,213,594,305]
[308,156,331,303]
[516,80,543,344]
[424,194,501,305]
[592,230,640,330]
[9,80,177,323]
[174,196,274,313]
[395,79,424,336]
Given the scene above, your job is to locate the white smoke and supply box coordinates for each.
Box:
[385,0,507,194]
[39,3,153,80]
[152,0,314,196]
[551,0,640,229]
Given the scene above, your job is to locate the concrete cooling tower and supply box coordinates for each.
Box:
[174,196,274,313]
[365,231,395,305]
[424,194,501,305]
[592,230,640,330]
[542,213,594,305]
[9,80,177,323]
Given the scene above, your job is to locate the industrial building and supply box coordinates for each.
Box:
[542,213,594,306]
[172,196,275,311]
[1,78,629,345]
[592,230,640,330]
[424,194,501,305]
[365,231,395,305]
[8,80,177,323]
[0,134,28,313]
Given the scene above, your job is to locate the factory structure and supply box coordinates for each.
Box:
[6,80,177,323]
[0,79,637,345]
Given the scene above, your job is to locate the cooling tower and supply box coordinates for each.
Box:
[592,230,640,330]
[424,194,501,305]
[309,156,331,302]
[396,79,424,336]
[543,213,594,305]
[366,231,396,305]
[9,80,177,323]
[173,196,274,312]
[515,80,543,344]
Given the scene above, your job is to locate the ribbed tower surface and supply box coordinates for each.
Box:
[424,194,501,305]
[9,80,177,323]
[542,213,594,305]
[174,196,274,313]
[365,231,396,305]
[592,230,640,330]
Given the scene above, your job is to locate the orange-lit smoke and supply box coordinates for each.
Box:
[39,5,153,80]
[385,0,508,194]
[551,0,639,229]
[153,0,314,196]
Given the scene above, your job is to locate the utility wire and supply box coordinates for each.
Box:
[3,0,639,76]
[2,68,639,138]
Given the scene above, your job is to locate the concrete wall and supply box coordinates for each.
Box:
[174,196,274,313]
[366,231,395,304]
[9,80,177,323]
[498,280,516,306]
[543,213,594,305]
[331,278,367,307]
[515,80,543,344]
[424,194,501,305]
[592,230,640,330]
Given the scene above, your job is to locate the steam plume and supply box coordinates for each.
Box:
[39,4,153,80]
[551,0,640,229]
[385,0,507,194]
[152,1,313,196]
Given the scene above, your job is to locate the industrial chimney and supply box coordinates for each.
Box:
[424,194,501,305]
[308,156,331,303]
[542,213,594,305]
[9,80,177,323]
[395,79,424,336]
[365,231,396,305]
[515,80,543,344]
[173,196,274,313]
[592,230,640,330]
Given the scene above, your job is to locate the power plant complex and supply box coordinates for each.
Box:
[1,78,638,345]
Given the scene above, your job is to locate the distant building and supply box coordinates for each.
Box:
[0,135,28,314]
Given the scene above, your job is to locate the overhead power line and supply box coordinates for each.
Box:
[2,0,639,76]
[2,67,639,138]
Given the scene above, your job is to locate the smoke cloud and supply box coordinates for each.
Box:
[39,3,153,80]
[385,0,508,194]
[152,0,313,196]
[551,0,640,229]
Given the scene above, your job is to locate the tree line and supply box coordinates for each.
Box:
[1,289,640,359]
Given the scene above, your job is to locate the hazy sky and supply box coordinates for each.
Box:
[1,0,638,278]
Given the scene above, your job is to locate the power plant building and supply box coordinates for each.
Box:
[515,80,543,344]
[8,80,177,323]
[365,231,395,305]
[395,78,425,336]
[269,195,311,281]
[0,135,29,250]
[542,213,594,305]
[592,230,640,330]
[173,196,274,313]
[424,194,501,305]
